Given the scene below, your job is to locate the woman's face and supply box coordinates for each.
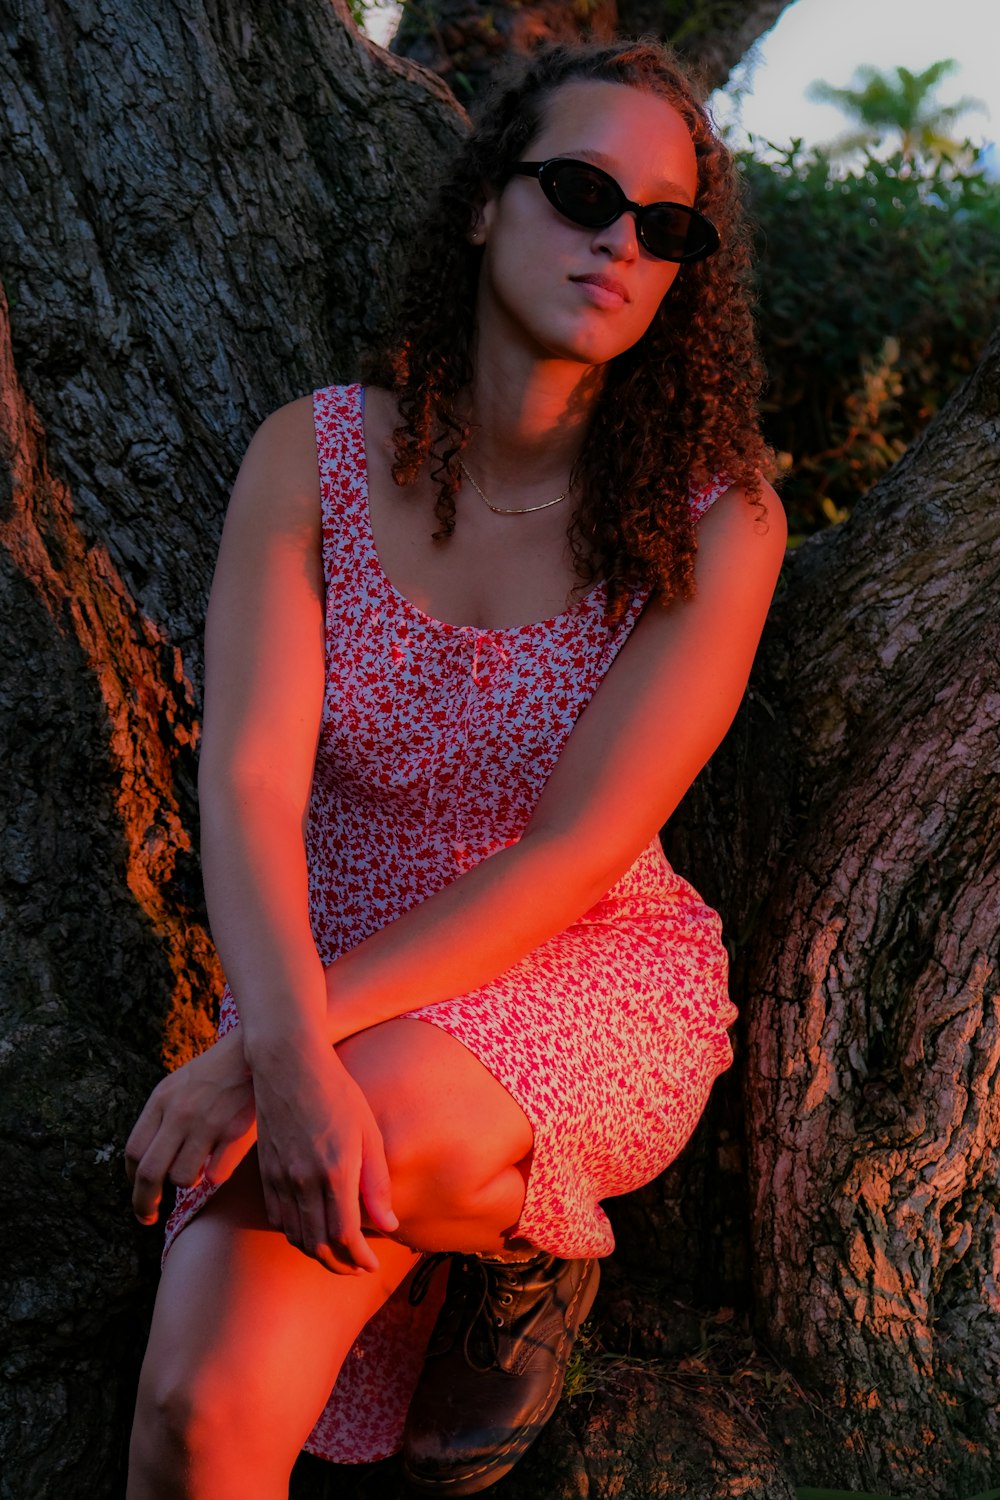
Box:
[475,80,700,371]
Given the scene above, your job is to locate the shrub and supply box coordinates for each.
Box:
[739,144,1000,535]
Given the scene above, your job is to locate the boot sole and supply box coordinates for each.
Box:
[402,1257,601,1495]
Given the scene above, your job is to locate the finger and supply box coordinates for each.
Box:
[291,1178,368,1274]
[255,1135,291,1228]
[124,1099,163,1185]
[166,1136,210,1190]
[359,1134,398,1236]
[264,1158,316,1258]
[204,1122,258,1188]
[275,1187,304,1251]
[324,1180,379,1274]
[277,1169,369,1275]
[269,1185,305,1255]
[130,1135,181,1224]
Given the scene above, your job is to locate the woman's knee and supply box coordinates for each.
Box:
[129,1363,218,1486]
[130,1357,293,1493]
[338,1021,532,1217]
[378,1111,530,1246]
[375,1107,489,1222]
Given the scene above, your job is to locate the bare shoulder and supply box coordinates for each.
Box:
[699,476,787,555]
[684,475,787,598]
[627,477,786,659]
[226,393,320,532]
[362,384,400,437]
[361,384,403,474]
[245,391,317,461]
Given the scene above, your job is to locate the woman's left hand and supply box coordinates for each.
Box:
[125,1027,257,1224]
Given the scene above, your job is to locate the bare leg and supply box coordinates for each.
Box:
[128,1018,533,1499]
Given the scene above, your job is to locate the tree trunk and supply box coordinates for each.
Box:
[743,330,1000,1494]
[1,3,997,1498]
[1,3,463,1492]
[663,328,1000,1496]
[390,0,794,99]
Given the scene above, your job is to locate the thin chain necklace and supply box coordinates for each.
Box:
[458,458,570,516]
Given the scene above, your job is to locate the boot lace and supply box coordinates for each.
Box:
[408,1252,533,1372]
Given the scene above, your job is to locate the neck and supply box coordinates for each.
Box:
[463,351,604,497]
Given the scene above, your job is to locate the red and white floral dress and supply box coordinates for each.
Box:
[165,382,737,1463]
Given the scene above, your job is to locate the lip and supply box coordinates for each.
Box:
[570,273,630,307]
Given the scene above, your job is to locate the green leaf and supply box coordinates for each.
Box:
[737,139,1000,534]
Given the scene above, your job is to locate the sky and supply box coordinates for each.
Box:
[364,0,998,157]
[711,0,998,156]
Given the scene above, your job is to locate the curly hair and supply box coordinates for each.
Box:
[364,39,771,623]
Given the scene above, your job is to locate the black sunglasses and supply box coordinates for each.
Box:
[511,158,719,264]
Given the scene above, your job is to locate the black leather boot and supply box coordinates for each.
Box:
[402,1250,600,1495]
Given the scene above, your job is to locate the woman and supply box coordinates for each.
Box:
[125,38,785,1499]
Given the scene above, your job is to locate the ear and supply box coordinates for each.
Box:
[468,190,499,245]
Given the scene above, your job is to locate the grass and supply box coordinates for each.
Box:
[562,1309,1000,1500]
[564,1303,827,1437]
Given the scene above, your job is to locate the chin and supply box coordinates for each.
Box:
[527,312,635,364]
[551,329,646,367]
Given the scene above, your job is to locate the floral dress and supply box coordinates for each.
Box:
[165,383,736,1462]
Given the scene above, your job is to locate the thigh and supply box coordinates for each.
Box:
[136,1149,418,1461]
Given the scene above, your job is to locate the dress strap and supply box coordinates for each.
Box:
[689,471,732,522]
[312,382,366,591]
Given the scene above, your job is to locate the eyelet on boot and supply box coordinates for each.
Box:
[402,1252,600,1495]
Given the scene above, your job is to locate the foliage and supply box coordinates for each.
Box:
[740,143,1000,535]
[807,59,986,166]
[347,0,391,31]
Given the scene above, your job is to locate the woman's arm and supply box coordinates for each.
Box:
[323,477,787,1038]
[194,395,396,1273]
[197,396,327,1045]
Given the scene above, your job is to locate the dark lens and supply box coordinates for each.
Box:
[549,163,620,226]
[641,204,702,261]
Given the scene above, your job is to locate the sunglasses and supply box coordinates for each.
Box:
[510,158,719,264]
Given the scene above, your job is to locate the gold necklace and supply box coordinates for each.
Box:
[459,458,570,516]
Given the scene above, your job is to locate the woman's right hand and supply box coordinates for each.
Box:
[247,1027,398,1276]
[125,1026,257,1225]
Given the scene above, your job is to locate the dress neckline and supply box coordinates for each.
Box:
[352,384,608,638]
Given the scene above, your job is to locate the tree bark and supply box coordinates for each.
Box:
[742,329,1000,1493]
[663,330,1000,1495]
[1,2,463,1492]
[1,2,997,1498]
[390,0,795,99]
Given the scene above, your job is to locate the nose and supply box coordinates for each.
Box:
[591,209,640,262]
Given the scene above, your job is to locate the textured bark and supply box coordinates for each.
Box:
[2,1,998,1497]
[0,3,463,1493]
[741,329,1000,1495]
[391,0,794,98]
[665,331,1000,1495]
